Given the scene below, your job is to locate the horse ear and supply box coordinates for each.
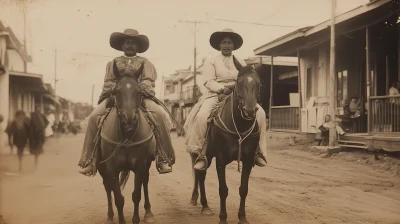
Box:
[233,55,243,71]
[134,62,144,81]
[113,60,121,79]
[254,62,263,74]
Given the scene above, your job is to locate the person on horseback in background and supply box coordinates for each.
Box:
[78,29,175,176]
[184,28,268,170]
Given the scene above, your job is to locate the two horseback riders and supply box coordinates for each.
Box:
[78,27,268,224]
[78,28,268,176]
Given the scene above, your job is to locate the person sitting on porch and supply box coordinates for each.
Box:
[389,82,399,96]
[319,115,346,146]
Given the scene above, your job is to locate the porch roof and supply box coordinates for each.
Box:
[9,70,46,92]
[245,56,297,67]
[254,0,395,57]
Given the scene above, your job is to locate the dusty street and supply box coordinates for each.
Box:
[0,133,400,224]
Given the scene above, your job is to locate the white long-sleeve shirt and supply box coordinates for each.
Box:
[202,54,247,94]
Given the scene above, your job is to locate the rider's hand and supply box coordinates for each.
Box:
[140,82,150,91]
[222,87,232,95]
[218,93,228,102]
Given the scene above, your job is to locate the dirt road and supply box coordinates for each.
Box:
[1,133,399,224]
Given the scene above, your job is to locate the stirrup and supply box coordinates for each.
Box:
[155,156,172,174]
[194,154,208,171]
[253,151,267,167]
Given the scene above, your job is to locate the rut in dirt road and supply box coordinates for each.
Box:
[1,133,400,224]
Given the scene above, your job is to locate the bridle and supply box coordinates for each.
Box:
[233,71,261,121]
[111,83,144,133]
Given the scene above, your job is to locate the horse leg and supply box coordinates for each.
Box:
[143,165,155,223]
[110,170,126,224]
[199,169,212,215]
[238,163,253,224]
[190,153,199,206]
[216,160,228,224]
[132,171,143,224]
[103,177,114,224]
[17,147,23,172]
[34,153,39,170]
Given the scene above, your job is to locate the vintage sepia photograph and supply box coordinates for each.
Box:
[0,0,399,223]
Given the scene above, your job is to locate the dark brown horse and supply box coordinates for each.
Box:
[97,64,157,224]
[190,63,262,224]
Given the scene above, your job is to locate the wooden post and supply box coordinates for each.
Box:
[269,56,274,130]
[386,55,389,95]
[329,0,337,147]
[297,49,302,132]
[366,27,371,133]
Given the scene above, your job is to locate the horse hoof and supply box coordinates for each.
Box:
[105,220,114,224]
[190,199,198,206]
[144,212,156,223]
[201,207,213,215]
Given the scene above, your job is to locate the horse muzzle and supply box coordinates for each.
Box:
[241,106,258,120]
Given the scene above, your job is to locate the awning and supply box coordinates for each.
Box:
[43,93,61,105]
[9,70,46,92]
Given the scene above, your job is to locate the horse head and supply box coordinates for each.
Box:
[233,60,262,120]
[111,61,144,130]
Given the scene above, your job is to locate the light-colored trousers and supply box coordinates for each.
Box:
[185,96,267,157]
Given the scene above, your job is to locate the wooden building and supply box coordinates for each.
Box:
[254,0,400,152]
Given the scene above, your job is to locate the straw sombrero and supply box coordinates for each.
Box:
[209,28,243,51]
[109,29,150,53]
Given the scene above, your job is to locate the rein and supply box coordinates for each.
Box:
[98,92,153,165]
[214,91,259,173]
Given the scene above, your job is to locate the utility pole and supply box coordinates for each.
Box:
[178,20,207,101]
[54,47,58,95]
[91,85,95,110]
[329,0,337,147]
[54,47,59,123]
[23,5,28,72]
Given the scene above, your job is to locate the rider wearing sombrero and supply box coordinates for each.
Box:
[78,29,175,176]
[184,28,268,170]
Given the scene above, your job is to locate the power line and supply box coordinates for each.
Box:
[178,19,208,89]
[207,17,300,28]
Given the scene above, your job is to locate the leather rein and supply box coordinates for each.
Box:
[213,75,261,172]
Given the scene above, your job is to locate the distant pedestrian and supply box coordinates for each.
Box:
[7,111,30,171]
[4,120,14,153]
[29,105,49,168]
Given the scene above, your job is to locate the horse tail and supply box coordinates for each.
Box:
[119,170,130,190]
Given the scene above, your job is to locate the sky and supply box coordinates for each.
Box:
[0,0,368,104]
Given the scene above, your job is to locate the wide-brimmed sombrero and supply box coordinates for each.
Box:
[209,28,243,51]
[109,29,150,53]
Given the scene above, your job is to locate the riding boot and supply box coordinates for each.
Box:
[193,125,210,171]
[194,156,207,171]
[79,164,94,176]
[254,145,267,167]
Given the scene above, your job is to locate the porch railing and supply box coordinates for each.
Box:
[270,106,300,131]
[369,95,400,133]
